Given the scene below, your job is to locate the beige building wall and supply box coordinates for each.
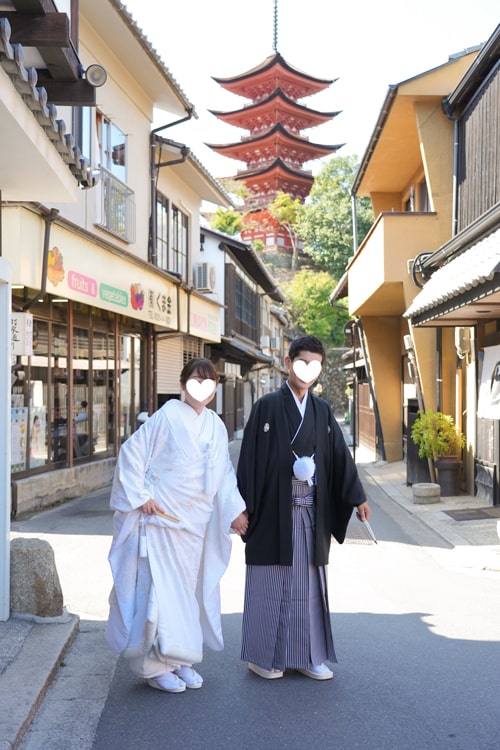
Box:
[362,316,403,461]
[416,101,455,236]
[51,21,159,264]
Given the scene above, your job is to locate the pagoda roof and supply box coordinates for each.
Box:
[206,123,341,165]
[234,157,314,198]
[212,52,335,101]
[209,89,339,132]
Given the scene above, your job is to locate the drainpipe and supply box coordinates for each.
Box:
[442,98,460,237]
[452,118,459,237]
[436,328,442,412]
[23,208,59,310]
[441,100,460,412]
[351,194,359,254]
[149,111,194,266]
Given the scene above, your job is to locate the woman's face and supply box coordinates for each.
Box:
[183,370,217,411]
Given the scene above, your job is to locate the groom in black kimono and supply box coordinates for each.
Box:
[237,334,370,680]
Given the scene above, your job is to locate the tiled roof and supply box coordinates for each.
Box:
[0,17,96,189]
[404,228,500,319]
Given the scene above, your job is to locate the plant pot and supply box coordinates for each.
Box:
[435,457,462,497]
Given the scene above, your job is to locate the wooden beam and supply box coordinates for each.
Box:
[10,0,58,14]
[36,76,97,105]
[4,12,70,47]
[40,42,81,80]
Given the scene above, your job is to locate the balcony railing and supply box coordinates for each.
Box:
[95,167,135,243]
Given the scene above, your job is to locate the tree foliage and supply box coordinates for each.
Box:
[268,191,302,270]
[282,269,349,345]
[209,207,243,236]
[296,155,373,278]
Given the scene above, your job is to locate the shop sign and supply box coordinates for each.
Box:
[11,312,33,356]
[189,295,220,342]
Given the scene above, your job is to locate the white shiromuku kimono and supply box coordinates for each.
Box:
[105,399,245,679]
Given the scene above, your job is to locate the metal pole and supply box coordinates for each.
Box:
[0,257,12,620]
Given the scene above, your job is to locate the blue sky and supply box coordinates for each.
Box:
[122,0,499,180]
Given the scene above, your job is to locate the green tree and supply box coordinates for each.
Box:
[282,269,349,345]
[268,191,302,271]
[296,155,373,278]
[209,207,242,236]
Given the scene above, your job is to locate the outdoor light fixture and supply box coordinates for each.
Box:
[83,64,108,88]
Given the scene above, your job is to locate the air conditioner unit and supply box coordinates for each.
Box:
[195,262,216,292]
[260,335,270,349]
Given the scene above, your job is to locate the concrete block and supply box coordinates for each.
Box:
[413,482,441,504]
[10,538,63,618]
[12,457,115,516]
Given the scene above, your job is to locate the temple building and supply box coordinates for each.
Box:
[207,6,341,256]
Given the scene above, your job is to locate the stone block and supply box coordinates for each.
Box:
[10,537,63,617]
[412,482,441,504]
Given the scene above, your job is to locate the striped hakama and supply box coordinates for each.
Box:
[241,478,336,671]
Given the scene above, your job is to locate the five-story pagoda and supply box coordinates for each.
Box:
[207,1,341,256]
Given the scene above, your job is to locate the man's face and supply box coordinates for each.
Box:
[286,350,323,391]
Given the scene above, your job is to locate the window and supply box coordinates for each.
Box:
[119,334,141,443]
[156,193,169,270]
[172,205,188,279]
[73,107,93,162]
[235,276,257,340]
[73,327,90,460]
[420,180,430,212]
[95,112,135,242]
[51,323,68,464]
[154,195,189,280]
[97,112,127,182]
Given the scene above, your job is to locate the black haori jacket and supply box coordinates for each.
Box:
[237,384,367,566]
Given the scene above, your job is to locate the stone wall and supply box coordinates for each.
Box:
[11,458,115,518]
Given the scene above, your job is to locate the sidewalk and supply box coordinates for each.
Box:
[2,435,500,749]
[341,422,500,571]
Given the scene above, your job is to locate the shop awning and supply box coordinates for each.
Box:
[220,336,274,365]
[404,229,500,326]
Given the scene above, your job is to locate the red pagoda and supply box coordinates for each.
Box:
[207,5,342,255]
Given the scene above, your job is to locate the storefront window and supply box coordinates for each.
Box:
[29,319,49,469]
[92,330,111,455]
[133,337,141,424]
[10,296,144,477]
[51,323,68,463]
[107,333,116,452]
[73,327,90,459]
[119,334,141,443]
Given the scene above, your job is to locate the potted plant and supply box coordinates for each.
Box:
[411,409,465,496]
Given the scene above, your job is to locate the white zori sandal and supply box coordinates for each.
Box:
[173,666,203,689]
[147,671,186,693]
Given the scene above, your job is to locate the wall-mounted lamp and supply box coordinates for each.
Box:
[83,64,108,88]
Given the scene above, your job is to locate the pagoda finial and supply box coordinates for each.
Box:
[273,0,278,53]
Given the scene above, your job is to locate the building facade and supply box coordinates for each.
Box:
[2,0,244,515]
[334,23,499,506]
[332,47,480,468]
[198,227,288,439]
[405,25,500,504]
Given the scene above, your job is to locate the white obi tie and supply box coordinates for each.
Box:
[292,452,316,486]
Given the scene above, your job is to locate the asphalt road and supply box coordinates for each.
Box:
[14,482,500,750]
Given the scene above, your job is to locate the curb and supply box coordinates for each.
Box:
[0,614,79,750]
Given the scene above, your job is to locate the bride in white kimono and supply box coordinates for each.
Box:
[105,358,248,693]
